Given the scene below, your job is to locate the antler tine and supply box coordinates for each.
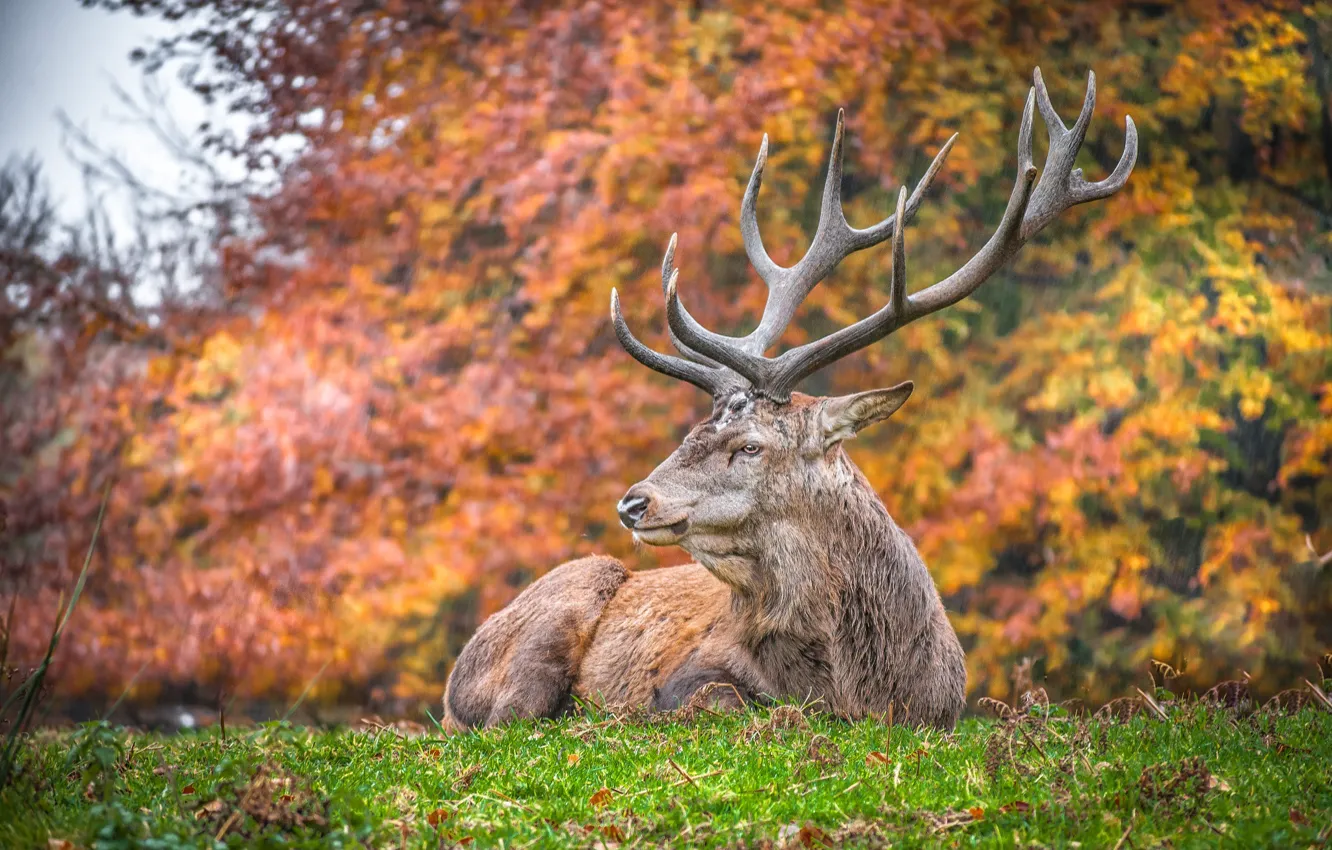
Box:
[738,112,957,356]
[888,185,909,319]
[734,110,852,357]
[653,115,956,393]
[610,288,723,394]
[1032,68,1095,176]
[1307,534,1332,567]
[1031,66,1068,145]
[612,68,1135,402]
[904,86,1040,318]
[743,109,849,350]
[765,69,1135,399]
[762,186,913,393]
[1070,115,1137,205]
[739,132,780,296]
[1023,67,1138,238]
[664,270,770,384]
[767,97,1038,397]
[658,233,722,367]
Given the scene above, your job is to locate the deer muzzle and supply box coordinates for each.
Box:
[617,484,690,542]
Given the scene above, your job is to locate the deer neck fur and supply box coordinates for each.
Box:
[690,448,943,712]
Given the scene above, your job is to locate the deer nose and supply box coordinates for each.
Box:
[617,493,650,529]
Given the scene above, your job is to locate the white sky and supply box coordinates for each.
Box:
[0,0,219,233]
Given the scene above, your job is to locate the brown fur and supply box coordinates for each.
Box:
[444,390,967,731]
[443,556,628,729]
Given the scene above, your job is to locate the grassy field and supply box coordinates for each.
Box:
[3,698,1330,849]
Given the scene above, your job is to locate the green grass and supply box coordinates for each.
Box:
[3,702,1329,849]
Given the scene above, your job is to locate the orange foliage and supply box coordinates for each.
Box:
[4,0,1330,708]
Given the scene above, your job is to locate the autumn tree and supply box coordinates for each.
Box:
[5,0,1329,709]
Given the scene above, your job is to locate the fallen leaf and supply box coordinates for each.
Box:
[567,752,580,766]
[48,840,74,850]
[1000,801,1031,814]
[865,751,890,766]
[427,808,450,826]
[923,809,980,832]
[1290,808,1309,826]
[601,824,625,841]
[589,787,614,808]
[180,783,195,794]
[797,822,830,847]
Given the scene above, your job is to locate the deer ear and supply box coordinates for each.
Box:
[820,381,914,449]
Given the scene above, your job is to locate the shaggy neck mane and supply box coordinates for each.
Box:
[701,449,938,656]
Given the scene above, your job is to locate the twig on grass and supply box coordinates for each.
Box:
[1135,688,1170,722]
[481,790,534,813]
[1112,810,1136,850]
[667,757,696,786]
[674,769,722,787]
[1304,679,1332,713]
[214,810,241,841]
[624,768,726,799]
[790,772,838,791]
[1017,723,1050,764]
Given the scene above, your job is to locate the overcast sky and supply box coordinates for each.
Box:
[0,0,217,233]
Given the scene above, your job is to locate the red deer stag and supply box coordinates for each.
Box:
[443,68,1136,731]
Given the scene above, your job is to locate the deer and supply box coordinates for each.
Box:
[443,68,1136,731]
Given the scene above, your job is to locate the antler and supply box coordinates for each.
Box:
[612,67,1138,401]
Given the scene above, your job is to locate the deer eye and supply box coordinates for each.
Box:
[728,442,762,465]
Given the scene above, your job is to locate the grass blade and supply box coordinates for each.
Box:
[0,480,112,786]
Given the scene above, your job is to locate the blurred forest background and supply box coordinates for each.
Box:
[2,0,1331,718]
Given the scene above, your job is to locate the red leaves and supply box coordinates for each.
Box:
[779,822,830,848]
[6,0,1330,712]
[795,823,829,848]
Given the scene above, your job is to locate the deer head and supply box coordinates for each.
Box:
[613,68,1136,581]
